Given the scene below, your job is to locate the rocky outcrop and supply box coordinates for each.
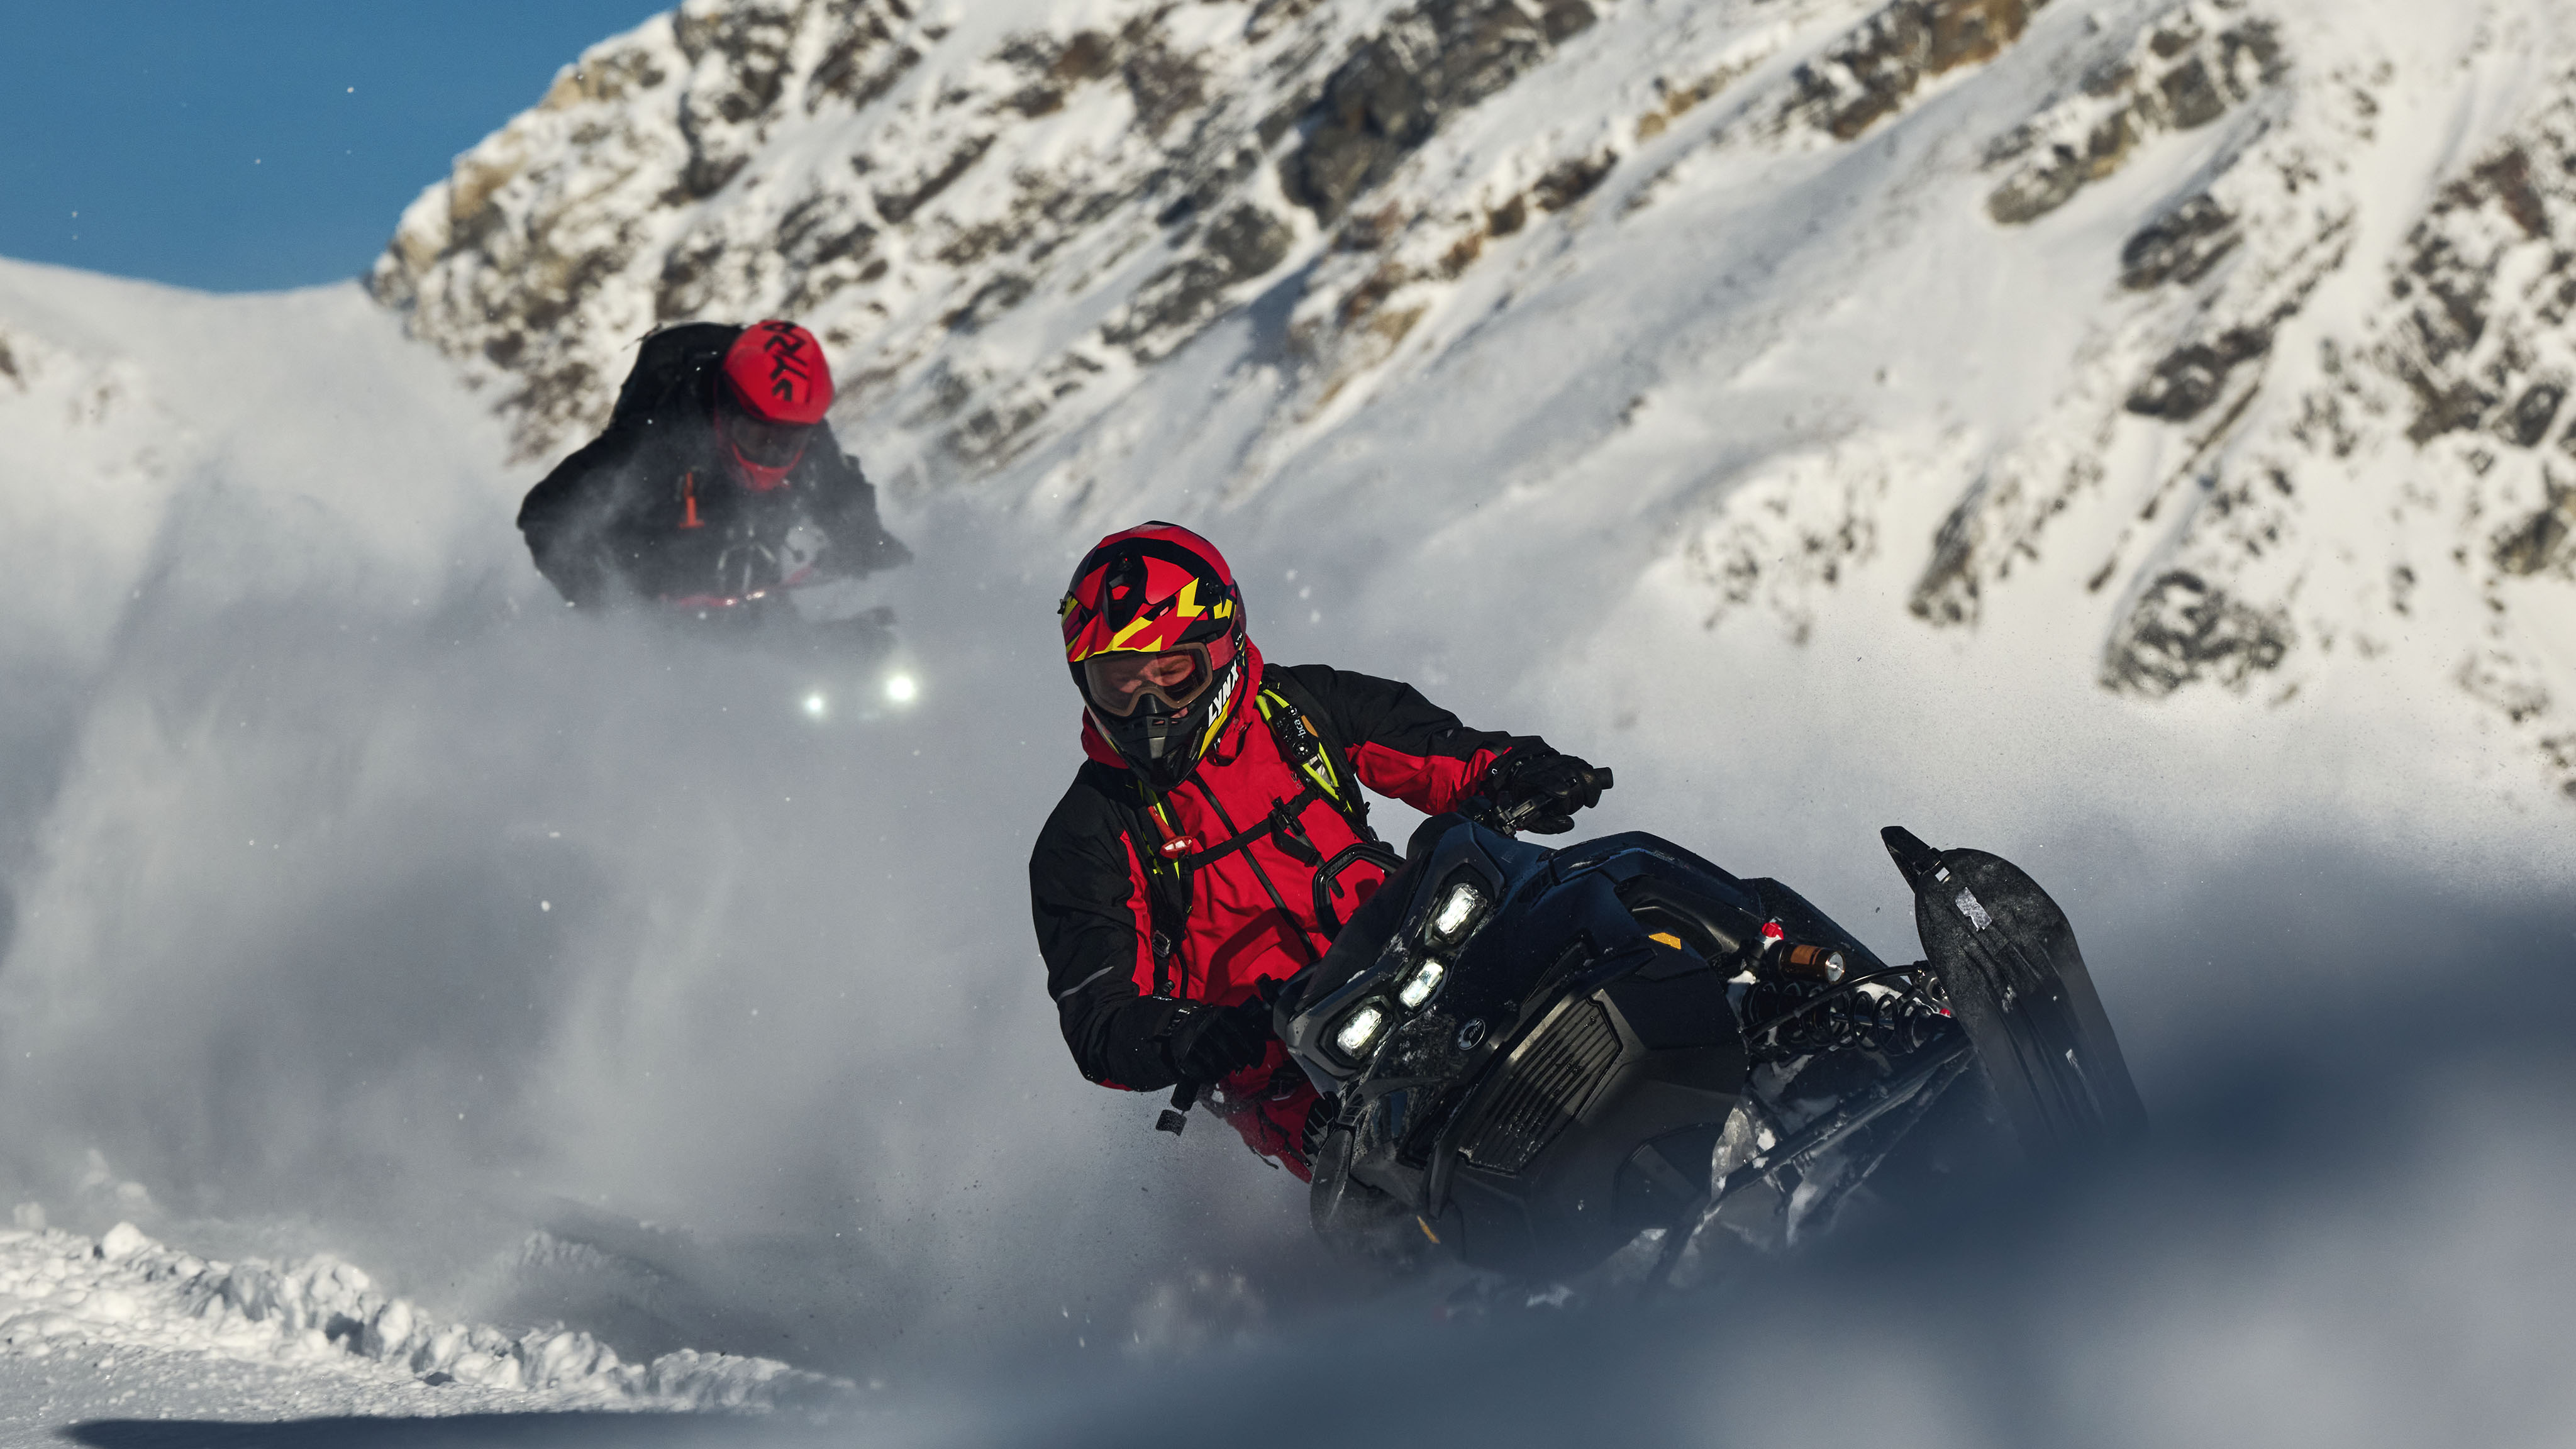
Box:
[2119,194,2240,291]
[1885,3,2576,786]
[2101,570,2292,695]
[370,0,1646,467]
[1788,0,2050,141]
[371,0,2079,470]
[1277,0,1597,221]
[1982,0,2281,225]
[366,0,2576,800]
[2379,136,2576,450]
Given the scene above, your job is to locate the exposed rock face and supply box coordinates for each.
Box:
[1278,0,1595,221]
[2380,135,2576,450]
[2119,194,2240,291]
[1865,0,2576,792]
[371,0,2576,800]
[372,0,2080,470]
[2101,570,2292,695]
[1790,0,2049,141]
[1982,1,2280,225]
[372,0,1649,467]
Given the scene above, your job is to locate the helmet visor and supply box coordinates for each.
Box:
[720,394,818,468]
[1083,647,1211,718]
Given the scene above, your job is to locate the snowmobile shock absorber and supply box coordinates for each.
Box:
[1746,969,1955,1059]
[1782,943,1847,984]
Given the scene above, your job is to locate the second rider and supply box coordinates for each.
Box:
[1029,522,1608,1179]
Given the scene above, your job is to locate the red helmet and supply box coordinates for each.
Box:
[1060,522,1247,791]
[718,321,833,489]
[722,321,833,423]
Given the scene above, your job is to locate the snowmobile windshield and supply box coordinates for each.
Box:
[1082,646,1211,718]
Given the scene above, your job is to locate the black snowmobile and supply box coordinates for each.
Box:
[1273,804,2146,1284]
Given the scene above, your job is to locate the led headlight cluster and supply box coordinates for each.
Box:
[1427,880,1485,945]
[1397,958,1446,1009]
[1333,1004,1389,1057]
[1320,872,1497,1065]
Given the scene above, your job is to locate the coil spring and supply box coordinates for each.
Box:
[1745,973,1953,1061]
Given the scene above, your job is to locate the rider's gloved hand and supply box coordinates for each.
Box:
[1484,748,1613,834]
[1164,996,1275,1084]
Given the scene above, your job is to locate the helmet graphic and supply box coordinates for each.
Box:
[717,321,833,491]
[1060,522,1247,791]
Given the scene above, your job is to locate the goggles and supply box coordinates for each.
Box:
[1082,646,1213,718]
[719,401,818,469]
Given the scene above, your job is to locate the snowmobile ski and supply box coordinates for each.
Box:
[1881,826,2147,1162]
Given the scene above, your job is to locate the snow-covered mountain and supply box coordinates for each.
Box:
[5,0,2576,1440]
[368,0,2576,806]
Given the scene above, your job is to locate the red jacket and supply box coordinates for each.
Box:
[1028,643,1531,1177]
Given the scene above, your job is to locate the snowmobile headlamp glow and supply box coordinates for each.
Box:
[1429,882,1485,943]
[1333,1004,1389,1057]
[1397,958,1446,1009]
[884,672,919,704]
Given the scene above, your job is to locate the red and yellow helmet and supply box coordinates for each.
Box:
[1060,522,1246,790]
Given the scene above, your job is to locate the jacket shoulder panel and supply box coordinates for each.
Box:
[612,323,741,428]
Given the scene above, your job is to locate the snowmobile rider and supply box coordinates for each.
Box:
[516,319,909,609]
[1028,522,1610,1179]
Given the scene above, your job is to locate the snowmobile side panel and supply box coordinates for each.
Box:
[1885,830,2146,1160]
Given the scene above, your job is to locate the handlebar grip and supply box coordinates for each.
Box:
[1591,767,1614,791]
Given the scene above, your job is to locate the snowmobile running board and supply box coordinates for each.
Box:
[1882,826,2148,1162]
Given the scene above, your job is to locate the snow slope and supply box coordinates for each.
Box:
[0,255,1333,1428]
[0,1219,838,1445]
[376,0,2576,809]
[1,0,2575,1441]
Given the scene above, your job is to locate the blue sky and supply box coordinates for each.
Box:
[0,2,667,293]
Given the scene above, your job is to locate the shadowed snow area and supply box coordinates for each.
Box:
[0,260,1330,1415]
[2,254,2571,1446]
[4,0,2576,1424]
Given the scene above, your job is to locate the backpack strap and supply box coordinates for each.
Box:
[1130,788,1194,995]
[1256,667,1376,846]
[1121,669,1380,989]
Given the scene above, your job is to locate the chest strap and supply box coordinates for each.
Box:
[1128,680,1376,980]
[1164,781,1328,874]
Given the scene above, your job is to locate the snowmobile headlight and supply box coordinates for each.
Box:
[1333,1004,1389,1058]
[1428,882,1485,943]
[1397,958,1446,1010]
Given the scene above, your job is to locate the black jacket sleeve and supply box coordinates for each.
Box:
[519,323,728,606]
[1275,663,1535,814]
[517,424,652,607]
[802,438,913,577]
[1030,765,1187,1091]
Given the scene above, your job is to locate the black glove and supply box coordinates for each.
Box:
[1163,995,1275,1084]
[1484,748,1613,835]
